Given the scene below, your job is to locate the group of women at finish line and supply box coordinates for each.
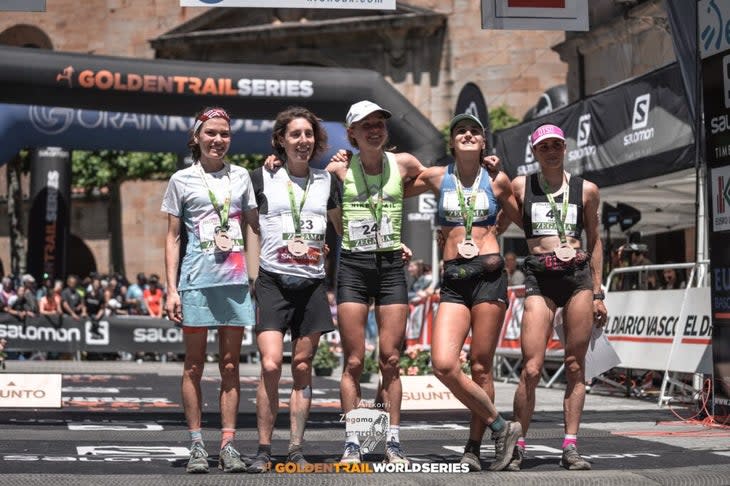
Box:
[162,99,607,474]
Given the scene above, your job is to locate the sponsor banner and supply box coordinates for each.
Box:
[604,288,712,373]
[495,63,693,189]
[699,0,730,59]
[711,166,730,231]
[702,53,730,167]
[0,103,348,169]
[400,375,466,411]
[0,373,62,408]
[26,147,71,282]
[0,314,257,354]
[181,0,395,8]
[481,0,589,31]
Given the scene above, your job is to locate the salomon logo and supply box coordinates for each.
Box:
[631,94,651,130]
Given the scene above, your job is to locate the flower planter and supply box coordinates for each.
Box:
[314,367,333,377]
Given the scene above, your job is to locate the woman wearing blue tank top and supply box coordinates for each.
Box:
[406,113,523,472]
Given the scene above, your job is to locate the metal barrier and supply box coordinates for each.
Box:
[604,261,711,405]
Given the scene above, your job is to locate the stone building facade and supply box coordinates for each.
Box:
[0,0,567,279]
[7,0,656,279]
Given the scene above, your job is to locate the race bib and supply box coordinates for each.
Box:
[348,216,395,252]
[441,189,491,223]
[198,214,243,254]
[530,202,578,236]
[280,211,327,243]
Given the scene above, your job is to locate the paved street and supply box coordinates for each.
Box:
[0,361,728,485]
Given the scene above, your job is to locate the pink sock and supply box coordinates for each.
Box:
[221,428,235,450]
[517,437,526,449]
[562,434,577,449]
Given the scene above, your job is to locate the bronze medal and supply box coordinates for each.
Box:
[287,237,308,257]
[457,240,479,259]
[214,229,234,252]
[554,243,577,262]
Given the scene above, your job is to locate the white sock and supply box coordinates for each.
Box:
[346,430,360,445]
[388,425,400,444]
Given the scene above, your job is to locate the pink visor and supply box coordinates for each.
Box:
[530,124,565,147]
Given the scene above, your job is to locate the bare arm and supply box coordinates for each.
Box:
[325,161,348,183]
[164,214,183,324]
[245,223,261,285]
[583,181,608,326]
[328,207,343,236]
[403,165,444,198]
[395,152,426,188]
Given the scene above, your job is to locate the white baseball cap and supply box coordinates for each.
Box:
[346,100,392,127]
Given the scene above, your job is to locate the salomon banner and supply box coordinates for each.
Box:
[26,147,71,282]
[701,3,730,408]
[0,314,258,355]
[494,63,694,189]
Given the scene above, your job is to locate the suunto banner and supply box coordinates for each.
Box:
[494,62,694,188]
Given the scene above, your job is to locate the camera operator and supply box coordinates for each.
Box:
[617,243,656,290]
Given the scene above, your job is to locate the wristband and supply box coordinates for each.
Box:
[593,292,605,301]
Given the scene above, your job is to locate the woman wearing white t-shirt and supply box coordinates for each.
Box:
[162,107,259,475]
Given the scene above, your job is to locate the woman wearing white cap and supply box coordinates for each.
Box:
[509,123,607,471]
[405,113,523,472]
[328,100,426,465]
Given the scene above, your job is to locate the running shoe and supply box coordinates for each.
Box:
[505,445,525,472]
[459,442,481,472]
[488,421,522,471]
[560,444,591,470]
[218,443,246,473]
[287,445,310,468]
[185,442,209,474]
[384,441,410,465]
[247,451,271,474]
[340,442,361,464]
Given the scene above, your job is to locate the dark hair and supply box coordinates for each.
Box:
[187,106,230,161]
[271,106,328,161]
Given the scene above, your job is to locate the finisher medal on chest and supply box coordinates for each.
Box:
[288,237,308,257]
[554,243,577,262]
[457,240,479,259]
[214,226,234,252]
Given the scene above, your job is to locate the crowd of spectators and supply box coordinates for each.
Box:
[0,271,166,321]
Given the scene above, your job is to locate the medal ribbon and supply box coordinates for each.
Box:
[539,173,570,245]
[284,165,313,236]
[354,154,385,231]
[197,162,231,230]
[453,164,483,241]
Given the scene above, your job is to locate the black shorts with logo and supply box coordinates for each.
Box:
[336,249,408,306]
[255,268,334,340]
[522,251,594,307]
[440,254,508,308]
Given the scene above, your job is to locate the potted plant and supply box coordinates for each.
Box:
[313,338,338,376]
[398,344,432,376]
[360,351,379,383]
